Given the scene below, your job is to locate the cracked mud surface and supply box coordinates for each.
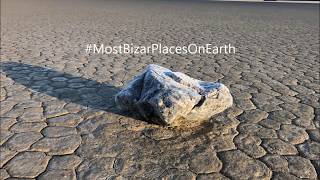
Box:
[0,0,319,179]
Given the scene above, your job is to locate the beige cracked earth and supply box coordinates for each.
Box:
[0,0,319,179]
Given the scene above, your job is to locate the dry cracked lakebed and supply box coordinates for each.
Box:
[0,0,319,179]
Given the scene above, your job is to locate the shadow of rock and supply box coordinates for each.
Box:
[0,61,139,119]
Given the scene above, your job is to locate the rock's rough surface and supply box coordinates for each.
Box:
[115,64,233,127]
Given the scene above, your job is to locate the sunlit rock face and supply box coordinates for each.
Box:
[115,64,233,127]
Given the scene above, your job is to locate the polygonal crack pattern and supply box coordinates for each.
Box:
[0,0,319,179]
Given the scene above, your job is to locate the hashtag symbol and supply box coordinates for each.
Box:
[85,44,92,54]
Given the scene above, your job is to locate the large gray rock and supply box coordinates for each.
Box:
[115,64,233,127]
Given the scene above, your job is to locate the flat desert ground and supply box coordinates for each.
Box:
[0,0,319,179]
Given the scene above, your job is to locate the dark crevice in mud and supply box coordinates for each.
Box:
[311,160,320,176]
[216,151,233,180]
[258,156,276,180]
